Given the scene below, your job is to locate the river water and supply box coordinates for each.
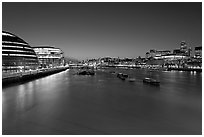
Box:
[2,68,202,135]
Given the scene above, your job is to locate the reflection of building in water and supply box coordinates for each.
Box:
[2,31,39,72]
[194,46,202,58]
[33,46,65,68]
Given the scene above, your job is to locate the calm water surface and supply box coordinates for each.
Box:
[2,68,202,135]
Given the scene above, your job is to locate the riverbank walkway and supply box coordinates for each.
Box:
[2,66,69,86]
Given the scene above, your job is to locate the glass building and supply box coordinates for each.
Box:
[2,31,39,73]
[33,46,65,68]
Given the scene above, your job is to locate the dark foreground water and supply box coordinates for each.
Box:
[2,68,202,135]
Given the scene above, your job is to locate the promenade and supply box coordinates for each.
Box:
[2,66,69,86]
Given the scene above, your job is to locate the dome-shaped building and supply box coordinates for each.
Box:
[2,31,39,72]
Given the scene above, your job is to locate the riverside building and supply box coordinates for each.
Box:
[33,46,65,68]
[2,31,39,73]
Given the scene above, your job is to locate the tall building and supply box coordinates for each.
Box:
[180,41,188,52]
[180,41,191,56]
[194,46,202,58]
[145,52,150,59]
[188,47,192,57]
[33,46,65,68]
[149,49,156,58]
[2,31,39,72]
[172,41,192,56]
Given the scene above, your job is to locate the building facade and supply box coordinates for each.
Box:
[2,31,39,72]
[33,46,65,68]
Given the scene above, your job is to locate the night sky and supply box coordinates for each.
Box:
[2,2,202,60]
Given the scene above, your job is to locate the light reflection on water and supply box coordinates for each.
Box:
[2,69,202,135]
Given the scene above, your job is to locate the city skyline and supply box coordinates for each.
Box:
[2,2,202,60]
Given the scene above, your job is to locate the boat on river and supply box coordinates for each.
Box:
[117,73,127,80]
[143,77,160,86]
[122,73,128,78]
[109,71,116,74]
[78,70,95,75]
[116,73,136,82]
[127,77,136,82]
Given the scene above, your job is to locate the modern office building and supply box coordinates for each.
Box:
[33,46,65,68]
[2,31,39,73]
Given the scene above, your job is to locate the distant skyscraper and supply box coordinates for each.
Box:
[180,41,187,51]
[145,52,150,59]
[194,46,202,58]
[188,47,192,57]
[172,41,192,57]
[180,41,190,56]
